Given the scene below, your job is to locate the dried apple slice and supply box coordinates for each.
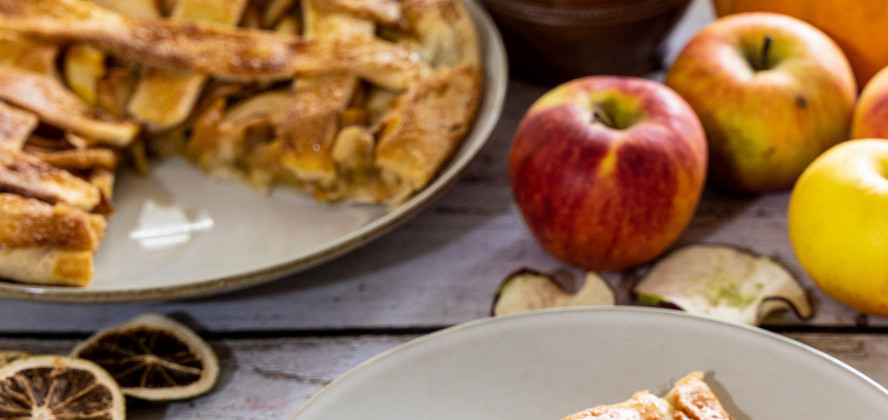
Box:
[492,270,615,316]
[634,244,813,325]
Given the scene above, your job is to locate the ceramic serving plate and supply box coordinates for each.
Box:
[293,307,888,419]
[0,0,507,302]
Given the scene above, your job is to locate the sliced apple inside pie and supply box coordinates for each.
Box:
[0,0,482,286]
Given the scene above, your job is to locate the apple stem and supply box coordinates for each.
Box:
[760,35,773,70]
[592,108,615,128]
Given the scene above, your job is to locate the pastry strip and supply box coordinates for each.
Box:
[0,192,106,286]
[0,67,139,146]
[278,1,374,186]
[0,148,103,211]
[0,102,38,150]
[313,0,401,25]
[126,0,248,131]
[0,31,59,76]
[26,148,118,171]
[0,0,425,90]
[91,0,160,18]
[0,193,104,251]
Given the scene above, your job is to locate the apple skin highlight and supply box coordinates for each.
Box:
[665,12,856,193]
[853,66,888,140]
[788,139,888,316]
[509,76,707,271]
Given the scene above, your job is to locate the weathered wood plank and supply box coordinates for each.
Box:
[1,332,887,419]
[0,80,871,332]
[0,0,877,333]
[0,336,415,420]
[786,333,888,388]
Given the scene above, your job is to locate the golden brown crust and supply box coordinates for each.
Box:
[276,3,374,186]
[88,168,115,200]
[563,373,733,420]
[401,0,480,68]
[367,0,480,198]
[0,247,95,286]
[0,148,103,211]
[375,64,481,191]
[671,376,733,420]
[313,0,401,25]
[563,391,674,420]
[0,0,425,90]
[24,148,118,171]
[0,0,484,287]
[0,67,139,146]
[0,102,38,150]
[0,30,59,75]
[0,193,105,251]
[125,0,248,131]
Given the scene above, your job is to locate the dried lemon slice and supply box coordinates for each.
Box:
[0,355,125,419]
[71,313,219,401]
[0,351,28,366]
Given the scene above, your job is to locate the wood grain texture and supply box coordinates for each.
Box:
[0,85,873,331]
[0,335,415,420]
[1,1,886,419]
[0,0,881,333]
[2,333,887,419]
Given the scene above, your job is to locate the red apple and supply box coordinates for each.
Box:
[509,76,707,271]
[852,65,888,139]
[665,12,856,192]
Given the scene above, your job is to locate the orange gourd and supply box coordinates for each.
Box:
[712,0,888,86]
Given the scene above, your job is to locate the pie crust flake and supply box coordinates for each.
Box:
[563,373,734,420]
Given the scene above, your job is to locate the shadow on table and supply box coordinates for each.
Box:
[675,185,759,245]
[127,402,168,420]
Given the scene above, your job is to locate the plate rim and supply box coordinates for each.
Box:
[291,307,888,418]
[0,0,508,303]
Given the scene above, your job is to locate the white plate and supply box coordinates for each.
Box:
[0,0,507,302]
[293,308,888,419]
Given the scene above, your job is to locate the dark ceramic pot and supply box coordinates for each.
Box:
[480,0,692,82]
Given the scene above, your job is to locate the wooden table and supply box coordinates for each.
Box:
[2,1,886,418]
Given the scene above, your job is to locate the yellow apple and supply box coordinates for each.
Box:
[788,139,888,315]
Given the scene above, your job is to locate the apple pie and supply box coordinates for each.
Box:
[0,0,482,286]
[563,372,734,420]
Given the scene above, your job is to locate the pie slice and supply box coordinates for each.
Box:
[0,147,110,286]
[563,373,734,420]
[0,193,106,286]
[0,148,107,213]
